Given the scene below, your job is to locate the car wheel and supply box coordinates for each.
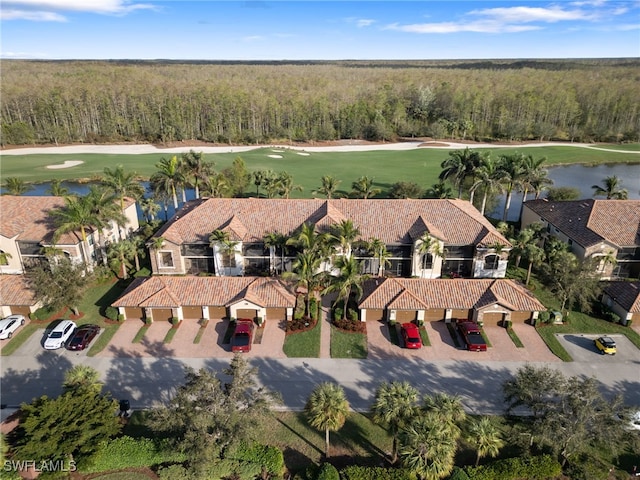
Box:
[7,332,12,339]
[20,319,25,325]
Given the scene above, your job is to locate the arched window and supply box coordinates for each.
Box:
[422,253,433,269]
[484,254,499,270]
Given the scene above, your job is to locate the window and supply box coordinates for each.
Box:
[484,254,500,270]
[222,251,236,268]
[243,242,267,257]
[182,244,212,256]
[159,251,174,268]
[422,253,433,270]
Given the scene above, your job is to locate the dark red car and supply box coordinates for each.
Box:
[231,319,254,353]
[401,322,422,349]
[66,324,100,351]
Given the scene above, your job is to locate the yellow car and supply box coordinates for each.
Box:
[594,336,616,355]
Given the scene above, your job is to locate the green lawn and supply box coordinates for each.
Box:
[331,326,367,358]
[283,320,321,358]
[3,144,638,195]
[88,472,156,480]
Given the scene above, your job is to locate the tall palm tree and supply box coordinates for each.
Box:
[351,176,380,199]
[107,241,133,279]
[439,148,482,199]
[592,175,628,199]
[497,153,525,222]
[263,231,287,275]
[313,175,342,199]
[523,242,545,286]
[50,194,100,266]
[424,181,454,199]
[469,156,506,215]
[399,411,458,480]
[150,156,184,209]
[371,381,420,464]
[202,172,230,198]
[417,233,442,278]
[180,150,213,199]
[330,219,361,259]
[305,382,350,459]
[209,229,237,276]
[252,169,275,198]
[276,171,303,199]
[283,251,322,317]
[287,222,329,257]
[519,155,551,205]
[323,255,367,321]
[139,197,160,222]
[368,237,392,277]
[101,164,145,215]
[47,179,69,196]
[3,177,31,195]
[86,185,125,260]
[422,393,466,437]
[466,416,504,466]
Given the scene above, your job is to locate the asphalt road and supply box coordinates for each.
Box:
[2,349,639,417]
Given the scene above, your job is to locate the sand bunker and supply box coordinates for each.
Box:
[271,149,284,153]
[46,160,84,169]
[296,152,310,156]
[268,154,283,159]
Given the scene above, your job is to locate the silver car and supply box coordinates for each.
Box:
[44,320,76,350]
[0,315,26,340]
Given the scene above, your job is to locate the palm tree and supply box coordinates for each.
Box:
[313,175,342,199]
[399,411,458,480]
[518,155,549,204]
[0,251,12,267]
[368,237,392,277]
[330,219,361,259]
[497,153,525,222]
[439,148,482,199]
[50,194,100,266]
[276,171,303,199]
[523,243,545,286]
[62,365,102,393]
[592,175,628,199]
[139,197,160,222]
[47,179,69,196]
[283,251,322,317]
[101,164,145,214]
[424,181,454,199]
[252,169,275,198]
[209,229,237,276]
[3,177,31,195]
[85,185,125,260]
[323,255,367,321]
[287,222,329,257]
[371,381,420,464]
[263,231,287,275]
[417,233,442,278]
[351,176,380,199]
[203,172,230,198]
[422,393,466,437]
[107,241,133,279]
[150,155,184,209]
[469,156,505,215]
[305,382,350,459]
[180,150,212,199]
[466,417,504,466]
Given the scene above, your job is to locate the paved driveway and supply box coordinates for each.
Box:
[556,333,640,363]
[7,323,104,359]
[367,320,560,362]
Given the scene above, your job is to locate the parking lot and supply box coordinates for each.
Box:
[556,333,640,363]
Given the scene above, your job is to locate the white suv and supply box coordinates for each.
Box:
[44,320,76,350]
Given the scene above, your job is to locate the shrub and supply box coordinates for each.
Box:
[287,316,315,332]
[448,467,471,480]
[465,454,561,480]
[105,306,119,321]
[117,314,125,322]
[316,463,339,480]
[170,316,180,326]
[157,464,196,480]
[537,311,550,324]
[29,305,57,321]
[333,317,366,333]
[144,317,153,325]
[309,297,319,320]
[226,441,285,476]
[340,465,414,480]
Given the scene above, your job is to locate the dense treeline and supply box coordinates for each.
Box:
[1,59,639,146]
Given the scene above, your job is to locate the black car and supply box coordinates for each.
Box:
[66,324,100,351]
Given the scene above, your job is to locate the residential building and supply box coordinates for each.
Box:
[358,278,545,325]
[0,275,39,317]
[0,196,139,274]
[149,198,511,279]
[601,281,640,326]
[522,199,640,279]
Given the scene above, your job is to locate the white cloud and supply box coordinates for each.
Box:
[1,50,50,57]
[356,18,375,28]
[469,6,594,23]
[385,21,541,34]
[243,35,264,42]
[1,0,156,21]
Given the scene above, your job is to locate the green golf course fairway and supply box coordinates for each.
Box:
[2,144,638,199]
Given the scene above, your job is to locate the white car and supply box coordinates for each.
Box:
[0,315,26,340]
[44,320,76,350]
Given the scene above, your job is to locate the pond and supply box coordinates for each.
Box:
[3,163,639,223]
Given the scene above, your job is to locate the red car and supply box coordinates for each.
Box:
[66,324,100,351]
[401,322,422,349]
[231,319,254,352]
[457,321,487,352]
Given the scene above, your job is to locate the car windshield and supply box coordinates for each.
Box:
[233,333,250,346]
[49,332,63,338]
[407,336,420,343]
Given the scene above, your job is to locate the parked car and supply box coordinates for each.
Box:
[0,315,25,340]
[457,321,487,352]
[44,320,77,350]
[66,324,100,351]
[401,322,422,349]
[594,336,616,355]
[231,319,254,353]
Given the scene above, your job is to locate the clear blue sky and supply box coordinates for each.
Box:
[1,1,639,59]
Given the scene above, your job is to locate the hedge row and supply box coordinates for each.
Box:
[465,454,562,480]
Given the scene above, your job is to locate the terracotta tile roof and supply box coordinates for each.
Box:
[0,275,37,306]
[525,199,640,248]
[221,215,248,241]
[155,198,510,248]
[602,281,640,313]
[359,278,545,312]
[113,276,296,308]
[387,287,430,310]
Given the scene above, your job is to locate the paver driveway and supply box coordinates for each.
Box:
[366,320,560,362]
